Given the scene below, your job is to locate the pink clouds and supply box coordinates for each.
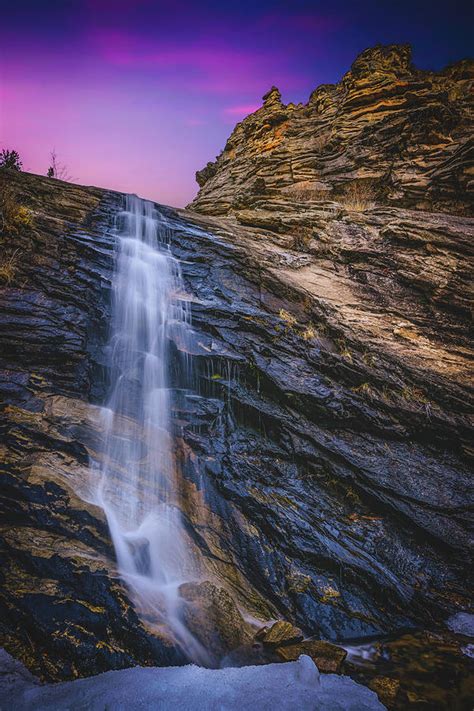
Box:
[87,28,308,95]
[224,104,261,115]
[223,104,261,121]
[0,1,337,206]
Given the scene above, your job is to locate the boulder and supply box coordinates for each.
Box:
[179,581,253,664]
[255,621,304,647]
[368,677,401,708]
[275,640,347,674]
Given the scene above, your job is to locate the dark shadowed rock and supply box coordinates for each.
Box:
[0,171,186,679]
[368,677,401,709]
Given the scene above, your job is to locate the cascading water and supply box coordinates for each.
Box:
[95,195,206,661]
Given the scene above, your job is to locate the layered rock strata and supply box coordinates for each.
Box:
[189,45,473,216]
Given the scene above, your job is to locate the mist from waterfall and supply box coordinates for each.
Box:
[95,195,206,663]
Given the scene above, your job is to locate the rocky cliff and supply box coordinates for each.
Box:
[0,43,473,710]
[189,44,473,216]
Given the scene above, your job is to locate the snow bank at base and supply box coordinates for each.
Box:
[2,650,386,710]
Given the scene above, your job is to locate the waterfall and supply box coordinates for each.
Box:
[95,195,205,662]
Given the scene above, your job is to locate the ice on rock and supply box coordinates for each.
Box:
[296,654,320,685]
[1,649,386,711]
[447,612,474,637]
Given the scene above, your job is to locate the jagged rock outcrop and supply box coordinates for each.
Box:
[189,44,473,216]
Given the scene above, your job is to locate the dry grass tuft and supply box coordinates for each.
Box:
[340,180,377,212]
[0,186,33,234]
[400,385,429,405]
[279,309,298,328]
[284,181,331,202]
[351,382,377,399]
[0,248,21,284]
[336,338,353,362]
[302,325,316,340]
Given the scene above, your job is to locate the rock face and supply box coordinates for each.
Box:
[168,202,473,647]
[0,45,473,708]
[179,48,473,660]
[189,44,473,216]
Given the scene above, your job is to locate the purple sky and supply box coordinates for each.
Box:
[1,0,472,206]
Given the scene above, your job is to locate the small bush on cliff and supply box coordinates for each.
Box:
[0,149,22,171]
[302,325,316,340]
[0,186,32,285]
[341,180,377,211]
[279,309,297,328]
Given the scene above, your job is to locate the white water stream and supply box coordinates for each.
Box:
[95,195,205,661]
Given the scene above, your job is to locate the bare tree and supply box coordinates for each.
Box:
[47,150,72,181]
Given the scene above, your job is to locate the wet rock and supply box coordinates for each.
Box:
[368,677,401,708]
[275,640,347,674]
[255,621,304,647]
[345,631,474,710]
[179,581,253,664]
[0,172,185,679]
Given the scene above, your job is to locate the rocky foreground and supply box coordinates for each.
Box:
[0,44,473,710]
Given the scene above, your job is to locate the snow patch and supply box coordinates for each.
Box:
[1,649,386,710]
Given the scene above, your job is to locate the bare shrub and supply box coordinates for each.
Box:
[47,149,72,181]
[291,225,313,252]
[284,181,331,202]
[341,180,377,211]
